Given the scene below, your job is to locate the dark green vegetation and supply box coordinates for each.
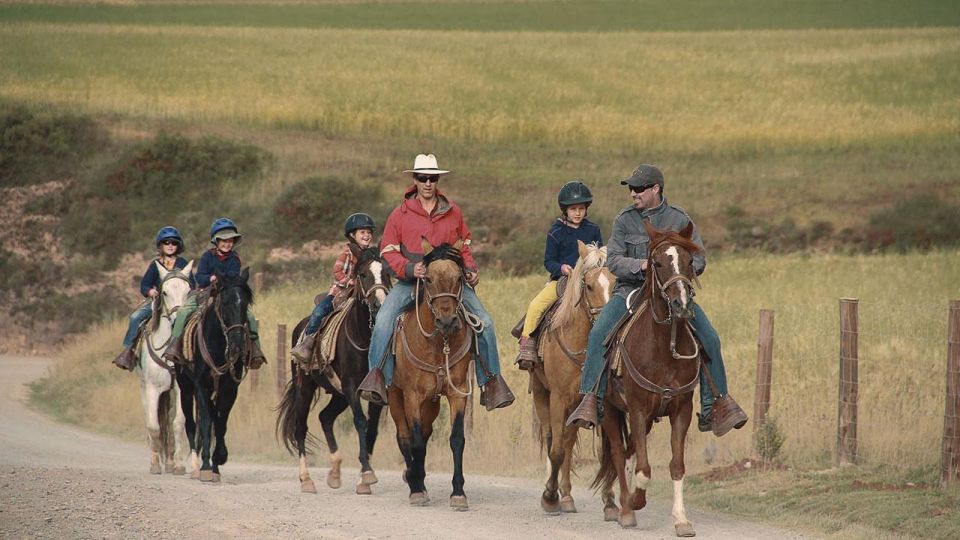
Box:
[1,0,958,32]
[270,176,388,246]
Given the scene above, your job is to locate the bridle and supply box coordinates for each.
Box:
[646,241,700,361]
[197,282,251,396]
[343,260,392,351]
[145,270,192,374]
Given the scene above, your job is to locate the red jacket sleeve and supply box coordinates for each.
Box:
[380,207,410,279]
[332,248,353,287]
[457,207,478,272]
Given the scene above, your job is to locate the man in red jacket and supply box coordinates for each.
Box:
[358,154,515,411]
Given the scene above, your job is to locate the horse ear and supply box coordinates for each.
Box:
[155,260,169,279]
[453,238,463,251]
[420,236,433,255]
[679,221,694,239]
[182,260,194,276]
[240,267,250,284]
[577,239,588,259]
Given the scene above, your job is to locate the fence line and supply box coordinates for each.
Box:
[941,300,960,486]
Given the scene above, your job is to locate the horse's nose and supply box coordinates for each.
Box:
[436,316,460,335]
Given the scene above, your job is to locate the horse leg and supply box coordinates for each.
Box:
[318,392,349,490]
[602,410,635,528]
[415,399,441,504]
[140,381,163,475]
[365,402,384,457]
[446,394,468,511]
[176,372,199,479]
[388,388,416,492]
[529,373,560,513]
[292,374,318,493]
[544,391,569,514]
[670,400,695,537]
[558,417,579,513]
[628,410,652,516]
[170,381,187,475]
[348,395,378,494]
[211,383,239,481]
[194,383,216,482]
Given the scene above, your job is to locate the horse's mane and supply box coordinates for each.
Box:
[357,246,380,265]
[648,230,702,257]
[217,273,254,306]
[550,243,607,331]
[422,243,464,269]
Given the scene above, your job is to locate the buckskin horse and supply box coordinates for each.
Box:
[389,239,479,510]
[138,260,193,476]
[276,246,392,495]
[176,268,254,482]
[531,241,613,514]
[593,221,702,535]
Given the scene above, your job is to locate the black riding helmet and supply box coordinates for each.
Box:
[557,180,593,212]
[344,213,376,240]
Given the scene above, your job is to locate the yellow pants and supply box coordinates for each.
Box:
[522,281,559,337]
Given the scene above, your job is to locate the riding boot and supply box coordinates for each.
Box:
[248,340,267,370]
[358,368,388,406]
[112,348,137,371]
[515,336,539,371]
[162,336,185,364]
[479,374,515,411]
[698,394,748,437]
[566,392,599,429]
[291,331,317,364]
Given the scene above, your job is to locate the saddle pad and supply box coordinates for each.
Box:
[314,297,355,371]
[182,311,202,363]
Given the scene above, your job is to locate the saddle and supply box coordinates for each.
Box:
[509,276,569,340]
[181,290,215,365]
[391,309,477,403]
[293,297,356,372]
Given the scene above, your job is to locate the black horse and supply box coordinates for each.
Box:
[176,267,254,482]
[277,246,392,494]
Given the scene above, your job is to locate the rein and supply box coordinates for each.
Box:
[144,271,191,375]
[647,247,700,361]
[197,286,251,398]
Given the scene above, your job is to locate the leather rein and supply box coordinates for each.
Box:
[144,270,191,375]
[196,284,251,398]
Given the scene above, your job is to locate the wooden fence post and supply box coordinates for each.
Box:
[941,300,960,486]
[254,272,264,296]
[753,309,775,436]
[276,323,287,401]
[837,298,859,466]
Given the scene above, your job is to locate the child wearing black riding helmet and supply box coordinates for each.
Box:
[515,180,602,371]
[291,213,377,363]
[113,226,195,371]
[161,218,266,368]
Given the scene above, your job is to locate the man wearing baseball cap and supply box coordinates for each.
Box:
[566,164,748,436]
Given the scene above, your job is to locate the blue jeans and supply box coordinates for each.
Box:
[367,280,501,388]
[578,295,729,416]
[122,301,153,349]
[305,294,335,335]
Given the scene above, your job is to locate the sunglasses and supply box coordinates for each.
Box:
[414,174,440,184]
[160,240,179,246]
[629,184,656,194]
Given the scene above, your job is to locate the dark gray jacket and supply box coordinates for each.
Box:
[607,197,706,299]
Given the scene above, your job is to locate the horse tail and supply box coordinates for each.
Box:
[275,365,317,456]
[591,410,627,493]
[158,389,173,463]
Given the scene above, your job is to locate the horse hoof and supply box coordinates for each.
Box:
[540,495,561,514]
[301,479,317,494]
[560,495,577,513]
[356,482,372,495]
[409,492,429,506]
[450,495,468,511]
[150,464,162,475]
[604,506,619,522]
[211,473,221,483]
[326,473,342,489]
[675,522,696,537]
[172,466,187,476]
[619,512,637,528]
[190,469,200,480]
[199,470,215,482]
[361,470,378,485]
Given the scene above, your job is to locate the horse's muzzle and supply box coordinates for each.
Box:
[669,298,694,320]
[435,316,461,335]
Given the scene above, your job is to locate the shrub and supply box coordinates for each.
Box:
[865,194,960,252]
[754,415,786,462]
[0,106,106,187]
[269,176,388,245]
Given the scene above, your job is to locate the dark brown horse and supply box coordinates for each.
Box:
[276,246,392,495]
[389,239,474,510]
[593,221,702,535]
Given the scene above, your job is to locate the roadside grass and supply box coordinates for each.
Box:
[1,0,958,32]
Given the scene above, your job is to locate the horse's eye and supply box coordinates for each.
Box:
[653,261,662,268]
[586,284,593,291]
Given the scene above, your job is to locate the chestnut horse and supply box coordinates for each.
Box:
[389,239,476,510]
[593,221,702,535]
[276,246,392,495]
[530,241,613,514]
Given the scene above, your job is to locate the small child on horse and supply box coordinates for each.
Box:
[161,217,266,368]
[516,180,602,370]
[291,213,376,363]
[113,226,195,371]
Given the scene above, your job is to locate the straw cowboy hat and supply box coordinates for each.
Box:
[403,153,450,175]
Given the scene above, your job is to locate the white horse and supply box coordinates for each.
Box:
[137,260,193,475]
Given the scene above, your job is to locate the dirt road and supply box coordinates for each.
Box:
[0,355,813,539]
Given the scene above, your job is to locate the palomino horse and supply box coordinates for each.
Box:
[530,241,613,514]
[390,239,477,509]
[138,260,193,475]
[176,268,254,482]
[593,221,702,535]
[277,246,392,495]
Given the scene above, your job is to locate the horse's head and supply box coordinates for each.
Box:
[420,237,464,336]
[213,267,253,363]
[643,220,701,320]
[551,241,615,330]
[353,245,392,320]
[156,260,193,319]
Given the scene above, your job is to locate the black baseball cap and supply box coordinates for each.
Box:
[620,164,664,189]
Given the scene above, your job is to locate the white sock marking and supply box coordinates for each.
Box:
[672,478,690,525]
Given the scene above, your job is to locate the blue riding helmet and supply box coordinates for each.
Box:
[344,213,376,240]
[209,217,242,245]
[155,226,184,254]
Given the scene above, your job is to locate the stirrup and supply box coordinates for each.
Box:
[358,368,388,406]
[566,393,599,429]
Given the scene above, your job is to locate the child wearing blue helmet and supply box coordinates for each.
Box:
[113,226,194,371]
[162,218,266,368]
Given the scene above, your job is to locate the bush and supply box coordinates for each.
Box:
[865,194,960,252]
[754,415,786,462]
[269,176,388,245]
[727,216,835,253]
[0,106,106,187]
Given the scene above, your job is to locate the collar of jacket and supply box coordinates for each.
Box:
[638,196,669,218]
[402,184,452,217]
